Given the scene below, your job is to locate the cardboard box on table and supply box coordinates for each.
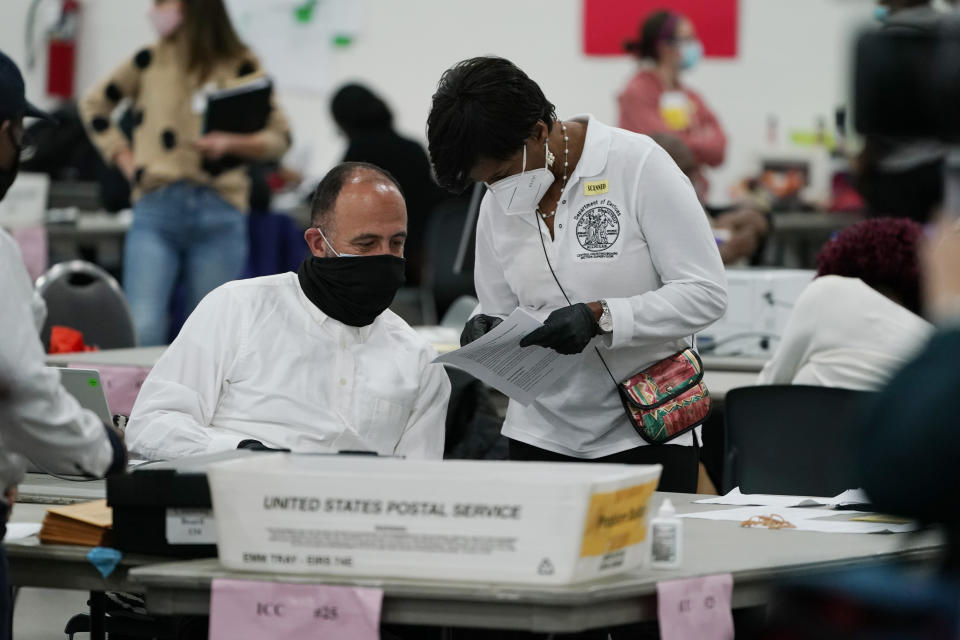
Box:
[207,455,662,585]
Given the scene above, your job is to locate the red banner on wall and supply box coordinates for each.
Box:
[583,0,738,58]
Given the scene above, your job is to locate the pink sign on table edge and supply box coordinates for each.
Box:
[209,578,383,640]
[656,573,734,640]
[66,364,151,416]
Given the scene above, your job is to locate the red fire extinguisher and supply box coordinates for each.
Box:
[46,0,80,100]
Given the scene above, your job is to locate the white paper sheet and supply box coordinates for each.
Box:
[695,487,872,509]
[434,308,579,405]
[165,508,217,545]
[5,523,41,541]
[792,520,917,534]
[678,506,916,534]
[832,488,871,508]
[414,326,461,354]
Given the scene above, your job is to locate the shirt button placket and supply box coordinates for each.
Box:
[339,331,355,420]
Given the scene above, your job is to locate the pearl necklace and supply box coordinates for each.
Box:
[536,121,568,220]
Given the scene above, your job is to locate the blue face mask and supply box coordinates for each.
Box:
[874,5,889,21]
[680,40,703,71]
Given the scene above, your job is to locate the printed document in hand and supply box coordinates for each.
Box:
[434,308,578,405]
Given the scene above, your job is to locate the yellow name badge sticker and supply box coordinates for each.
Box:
[584,180,609,196]
[580,479,658,557]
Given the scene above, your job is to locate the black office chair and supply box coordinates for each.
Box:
[722,385,876,496]
[420,191,479,323]
[35,260,137,351]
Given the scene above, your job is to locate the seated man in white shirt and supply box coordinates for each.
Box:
[126,162,451,460]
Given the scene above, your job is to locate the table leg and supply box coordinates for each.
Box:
[89,591,106,640]
[7,587,15,640]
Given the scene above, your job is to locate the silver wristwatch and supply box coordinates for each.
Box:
[598,299,613,334]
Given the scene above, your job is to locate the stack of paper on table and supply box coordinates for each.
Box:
[680,501,917,534]
[39,499,112,546]
[678,506,916,533]
[694,487,871,509]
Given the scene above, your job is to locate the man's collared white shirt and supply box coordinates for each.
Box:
[473,115,727,457]
[127,272,450,460]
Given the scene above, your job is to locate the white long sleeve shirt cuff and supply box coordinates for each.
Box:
[607,296,635,350]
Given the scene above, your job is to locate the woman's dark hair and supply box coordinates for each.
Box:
[181,0,248,79]
[815,217,924,315]
[625,9,678,61]
[427,56,556,193]
[330,83,393,136]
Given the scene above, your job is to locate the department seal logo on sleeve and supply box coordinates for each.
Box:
[574,200,621,259]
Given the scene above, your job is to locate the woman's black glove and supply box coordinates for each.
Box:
[519,303,599,355]
[237,439,291,452]
[460,314,504,346]
[237,439,270,451]
[103,423,128,476]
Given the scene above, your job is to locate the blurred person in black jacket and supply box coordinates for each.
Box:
[331,83,443,285]
[860,220,960,568]
[856,0,950,223]
[762,221,960,640]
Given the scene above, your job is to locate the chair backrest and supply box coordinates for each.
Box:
[36,260,137,351]
[243,210,309,279]
[421,193,477,320]
[722,385,876,496]
[440,295,479,329]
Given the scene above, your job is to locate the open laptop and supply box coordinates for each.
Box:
[20,368,115,476]
[54,367,113,426]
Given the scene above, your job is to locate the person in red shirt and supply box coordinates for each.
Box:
[618,10,726,200]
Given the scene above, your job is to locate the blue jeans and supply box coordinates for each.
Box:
[124,182,248,346]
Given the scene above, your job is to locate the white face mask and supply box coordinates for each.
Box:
[316,226,360,258]
[485,141,555,215]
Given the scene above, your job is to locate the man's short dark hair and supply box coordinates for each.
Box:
[310,162,403,229]
[427,56,556,193]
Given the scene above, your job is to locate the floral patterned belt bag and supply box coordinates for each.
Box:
[615,348,712,444]
[535,215,711,445]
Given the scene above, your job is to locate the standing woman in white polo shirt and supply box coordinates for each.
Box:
[427,57,727,492]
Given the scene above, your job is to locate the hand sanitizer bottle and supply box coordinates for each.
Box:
[650,498,682,569]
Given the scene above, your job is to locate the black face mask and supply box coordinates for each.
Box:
[297,254,406,327]
[0,127,21,201]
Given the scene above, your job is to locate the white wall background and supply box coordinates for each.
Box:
[3,0,876,203]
